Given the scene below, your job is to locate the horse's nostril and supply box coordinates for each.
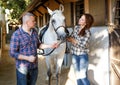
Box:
[62,34,67,38]
[59,34,66,39]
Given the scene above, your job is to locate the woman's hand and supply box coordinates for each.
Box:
[66,37,78,45]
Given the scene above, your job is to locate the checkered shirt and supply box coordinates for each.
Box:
[71,26,91,55]
[10,27,40,69]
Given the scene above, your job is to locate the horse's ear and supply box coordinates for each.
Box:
[59,4,64,12]
[47,7,53,15]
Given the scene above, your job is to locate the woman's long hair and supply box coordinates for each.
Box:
[78,13,94,36]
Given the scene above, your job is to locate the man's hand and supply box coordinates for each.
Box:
[39,42,59,49]
[28,55,36,63]
[18,54,36,63]
[51,42,59,48]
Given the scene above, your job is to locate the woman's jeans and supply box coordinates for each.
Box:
[16,67,38,85]
[72,53,90,85]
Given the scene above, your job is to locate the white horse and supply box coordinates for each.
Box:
[39,5,68,85]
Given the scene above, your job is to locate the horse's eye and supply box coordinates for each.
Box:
[52,19,55,23]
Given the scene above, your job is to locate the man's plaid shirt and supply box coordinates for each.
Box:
[71,26,91,55]
[10,27,40,69]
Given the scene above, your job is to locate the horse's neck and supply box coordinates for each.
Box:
[47,23,57,35]
[48,23,54,31]
[44,24,58,42]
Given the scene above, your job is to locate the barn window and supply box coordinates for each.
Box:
[114,0,120,26]
[75,0,84,24]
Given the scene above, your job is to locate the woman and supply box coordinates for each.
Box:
[67,13,94,85]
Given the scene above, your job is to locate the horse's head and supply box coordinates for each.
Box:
[47,4,68,40]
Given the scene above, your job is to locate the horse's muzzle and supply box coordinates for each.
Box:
[57,33,66,40]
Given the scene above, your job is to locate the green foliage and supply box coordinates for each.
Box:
[0,0,31,20]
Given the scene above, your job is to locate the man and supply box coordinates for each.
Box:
[10,12,58,85]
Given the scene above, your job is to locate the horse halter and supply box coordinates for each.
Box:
[52,21,65,33]
[51,13,66,39]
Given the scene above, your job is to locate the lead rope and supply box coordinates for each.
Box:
[38,39,66,56]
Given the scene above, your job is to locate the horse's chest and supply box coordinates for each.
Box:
[43,31,57,44]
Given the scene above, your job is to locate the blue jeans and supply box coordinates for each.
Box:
[72,53,90,85]
[16,67,38,85]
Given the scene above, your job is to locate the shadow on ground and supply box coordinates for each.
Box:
[0,49,69,85]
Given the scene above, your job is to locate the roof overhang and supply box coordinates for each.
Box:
[20,0,78,19]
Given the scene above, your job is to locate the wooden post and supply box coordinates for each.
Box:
[84,0,89,13]
[0,21,1,58]
[0,7,6,57]
[73,2,76,26]
[108,0,114,25]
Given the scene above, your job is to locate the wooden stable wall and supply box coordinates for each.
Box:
[64,3,72,27]
[109,27,120,85]
[20,0,109,27]
[89,0,106,26]
[64,0,108,27]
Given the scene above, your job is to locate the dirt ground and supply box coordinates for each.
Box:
[0,49,70,85]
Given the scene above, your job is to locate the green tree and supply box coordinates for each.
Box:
[0,0,31,20]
